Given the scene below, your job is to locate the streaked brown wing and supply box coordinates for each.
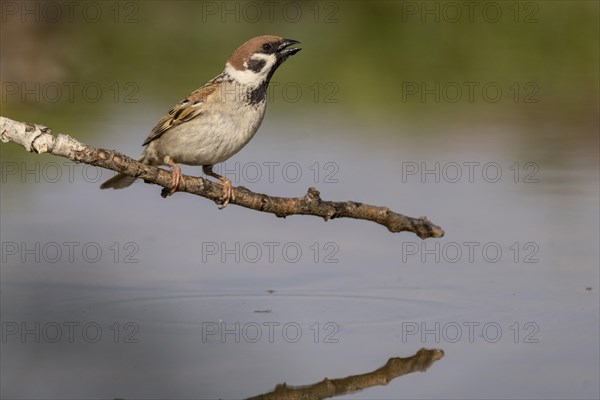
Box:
[142,82,220,146]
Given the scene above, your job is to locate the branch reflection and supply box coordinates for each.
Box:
[248,347,444,400]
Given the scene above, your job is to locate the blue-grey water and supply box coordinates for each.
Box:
[1,105,598,399]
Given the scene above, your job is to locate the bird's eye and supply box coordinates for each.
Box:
[262,43,272,52]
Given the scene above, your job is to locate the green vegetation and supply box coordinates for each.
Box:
[1,1,598,130]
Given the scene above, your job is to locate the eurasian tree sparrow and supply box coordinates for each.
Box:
[100,35,301,208]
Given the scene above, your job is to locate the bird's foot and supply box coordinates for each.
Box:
[203,165,234,209]
[164,157,182,196]
[218,177,234,209]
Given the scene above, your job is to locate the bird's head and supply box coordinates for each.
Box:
[225,35,301,87]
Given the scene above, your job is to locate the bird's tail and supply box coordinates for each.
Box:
[100,156,145,190]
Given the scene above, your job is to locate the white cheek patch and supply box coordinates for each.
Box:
[226,53,277,87]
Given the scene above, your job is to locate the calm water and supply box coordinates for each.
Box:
[1,109,598,398]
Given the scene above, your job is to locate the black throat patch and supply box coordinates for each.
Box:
[248,81,268,106]
[247,57,286,106]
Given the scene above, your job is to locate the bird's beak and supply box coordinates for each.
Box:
[277,38,301,58]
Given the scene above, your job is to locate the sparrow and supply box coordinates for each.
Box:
[100,35,301,208]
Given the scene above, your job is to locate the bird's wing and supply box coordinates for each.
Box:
[142,82,220,146]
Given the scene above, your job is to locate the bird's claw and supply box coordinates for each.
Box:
[169,172,181,195]
[217,178,234,209]
[163,157,182,196]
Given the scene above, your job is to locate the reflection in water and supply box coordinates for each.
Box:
[247,348,444,400]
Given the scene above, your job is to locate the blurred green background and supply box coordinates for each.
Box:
[1,0,598,137]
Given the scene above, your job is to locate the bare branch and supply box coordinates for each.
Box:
[1,116,444,239]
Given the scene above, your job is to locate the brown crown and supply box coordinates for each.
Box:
[227,35,283,71]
